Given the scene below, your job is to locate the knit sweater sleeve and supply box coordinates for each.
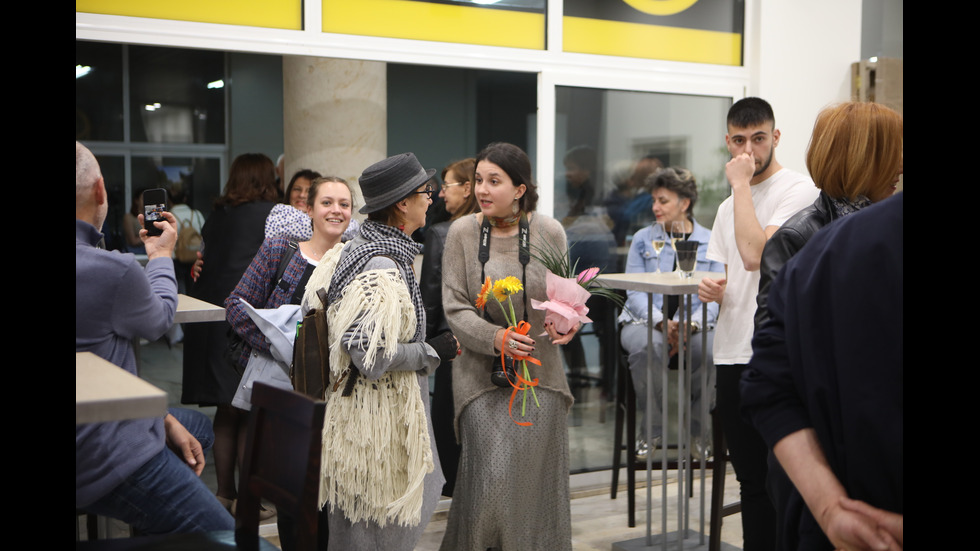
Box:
[442,216,501,358]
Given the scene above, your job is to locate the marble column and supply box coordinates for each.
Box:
[282,56,387,215]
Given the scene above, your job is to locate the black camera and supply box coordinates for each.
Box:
[490,356,518,388]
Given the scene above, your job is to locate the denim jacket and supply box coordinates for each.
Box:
[618,219,723,328]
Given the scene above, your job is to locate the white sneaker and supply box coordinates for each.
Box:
[634,436,663,463]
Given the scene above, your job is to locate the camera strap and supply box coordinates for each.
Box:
[479,213,530,323]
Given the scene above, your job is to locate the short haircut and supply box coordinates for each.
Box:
[647,166,698,218]
[806,102,903,202]
[76,141,100,197]
[727,97,775,130]
[216,153,279,207]
[441,157,479,221]
[284,169,323,204]
[474,142,539,213]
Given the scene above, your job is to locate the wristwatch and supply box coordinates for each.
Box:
[690,321,701,335]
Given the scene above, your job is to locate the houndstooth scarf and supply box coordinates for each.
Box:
[327,220,425,343]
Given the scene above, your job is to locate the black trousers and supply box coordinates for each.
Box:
[717,363,776,551]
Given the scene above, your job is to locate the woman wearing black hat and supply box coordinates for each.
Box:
[439,142,579,551]
[303,152,456,550]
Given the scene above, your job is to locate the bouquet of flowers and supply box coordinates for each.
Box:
[476,276,542,426]
[530,240,625,334]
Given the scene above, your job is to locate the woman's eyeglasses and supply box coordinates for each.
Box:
[412,184,434,199]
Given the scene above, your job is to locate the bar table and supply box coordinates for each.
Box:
[175,293,226,323]
[598,270,724,551]
[76,351,168,424]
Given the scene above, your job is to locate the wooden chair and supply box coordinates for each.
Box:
[77,382,326,551]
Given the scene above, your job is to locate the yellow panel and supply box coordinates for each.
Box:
[563,16,741,66]
[76,0,302,30]
[323,0,544,50]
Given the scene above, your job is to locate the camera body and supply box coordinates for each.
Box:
[490,356,518,388]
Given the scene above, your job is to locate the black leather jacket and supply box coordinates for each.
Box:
[420,220,452,338]
[754,191,837,330]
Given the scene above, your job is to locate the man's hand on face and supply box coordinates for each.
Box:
[725,152,756,191]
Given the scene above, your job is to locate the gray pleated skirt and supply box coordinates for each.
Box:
[440,387,572,551]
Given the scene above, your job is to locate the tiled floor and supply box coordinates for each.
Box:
[91,337,746,549]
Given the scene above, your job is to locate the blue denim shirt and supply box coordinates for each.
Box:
[618,219,723,328]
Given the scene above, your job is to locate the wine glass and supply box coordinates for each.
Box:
[670,221,687,274]
[650,221,667,273]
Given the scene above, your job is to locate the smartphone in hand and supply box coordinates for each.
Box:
[142,188,168,237]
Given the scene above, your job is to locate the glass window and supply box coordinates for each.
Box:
[76,42,124,142]
[97,155,221,253]
[128,46,226,144]
[131,156,223,215]
[555,86,731,472]
[77,42,228,252]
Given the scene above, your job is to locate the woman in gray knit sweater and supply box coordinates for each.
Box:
[440,142,579,551]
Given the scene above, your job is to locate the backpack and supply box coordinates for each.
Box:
[175,216,203,263]
[291,288,333,401]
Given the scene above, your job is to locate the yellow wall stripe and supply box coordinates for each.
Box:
[323,0,544,50]
[563,15,741,66]
[76,0,301,31]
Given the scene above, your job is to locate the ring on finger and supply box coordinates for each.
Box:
[507,340,519,350]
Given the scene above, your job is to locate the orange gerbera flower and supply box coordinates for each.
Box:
[475,276,492,309]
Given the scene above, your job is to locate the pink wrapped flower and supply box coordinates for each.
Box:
[577,266,600,285]
[531,271,592,335]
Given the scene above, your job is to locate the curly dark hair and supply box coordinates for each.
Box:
[646,166,698,220]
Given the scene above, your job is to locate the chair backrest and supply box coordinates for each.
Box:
[235,382,326,551]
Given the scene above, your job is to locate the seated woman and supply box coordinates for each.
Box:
[303,153,456,551]
[619,167,723,460]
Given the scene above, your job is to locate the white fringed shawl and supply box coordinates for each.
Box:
[304,250,433,528]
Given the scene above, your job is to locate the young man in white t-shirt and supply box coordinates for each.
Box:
[699,97,818,550]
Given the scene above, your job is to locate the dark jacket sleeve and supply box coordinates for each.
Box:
[755,225,808,330]
[754,194,833,331]
[421,223,450,338]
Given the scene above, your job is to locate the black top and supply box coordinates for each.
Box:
[742,194,903,550]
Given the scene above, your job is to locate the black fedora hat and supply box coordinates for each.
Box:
[358,152,436,214]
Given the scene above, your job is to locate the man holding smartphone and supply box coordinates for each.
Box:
[76,142,233,535]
